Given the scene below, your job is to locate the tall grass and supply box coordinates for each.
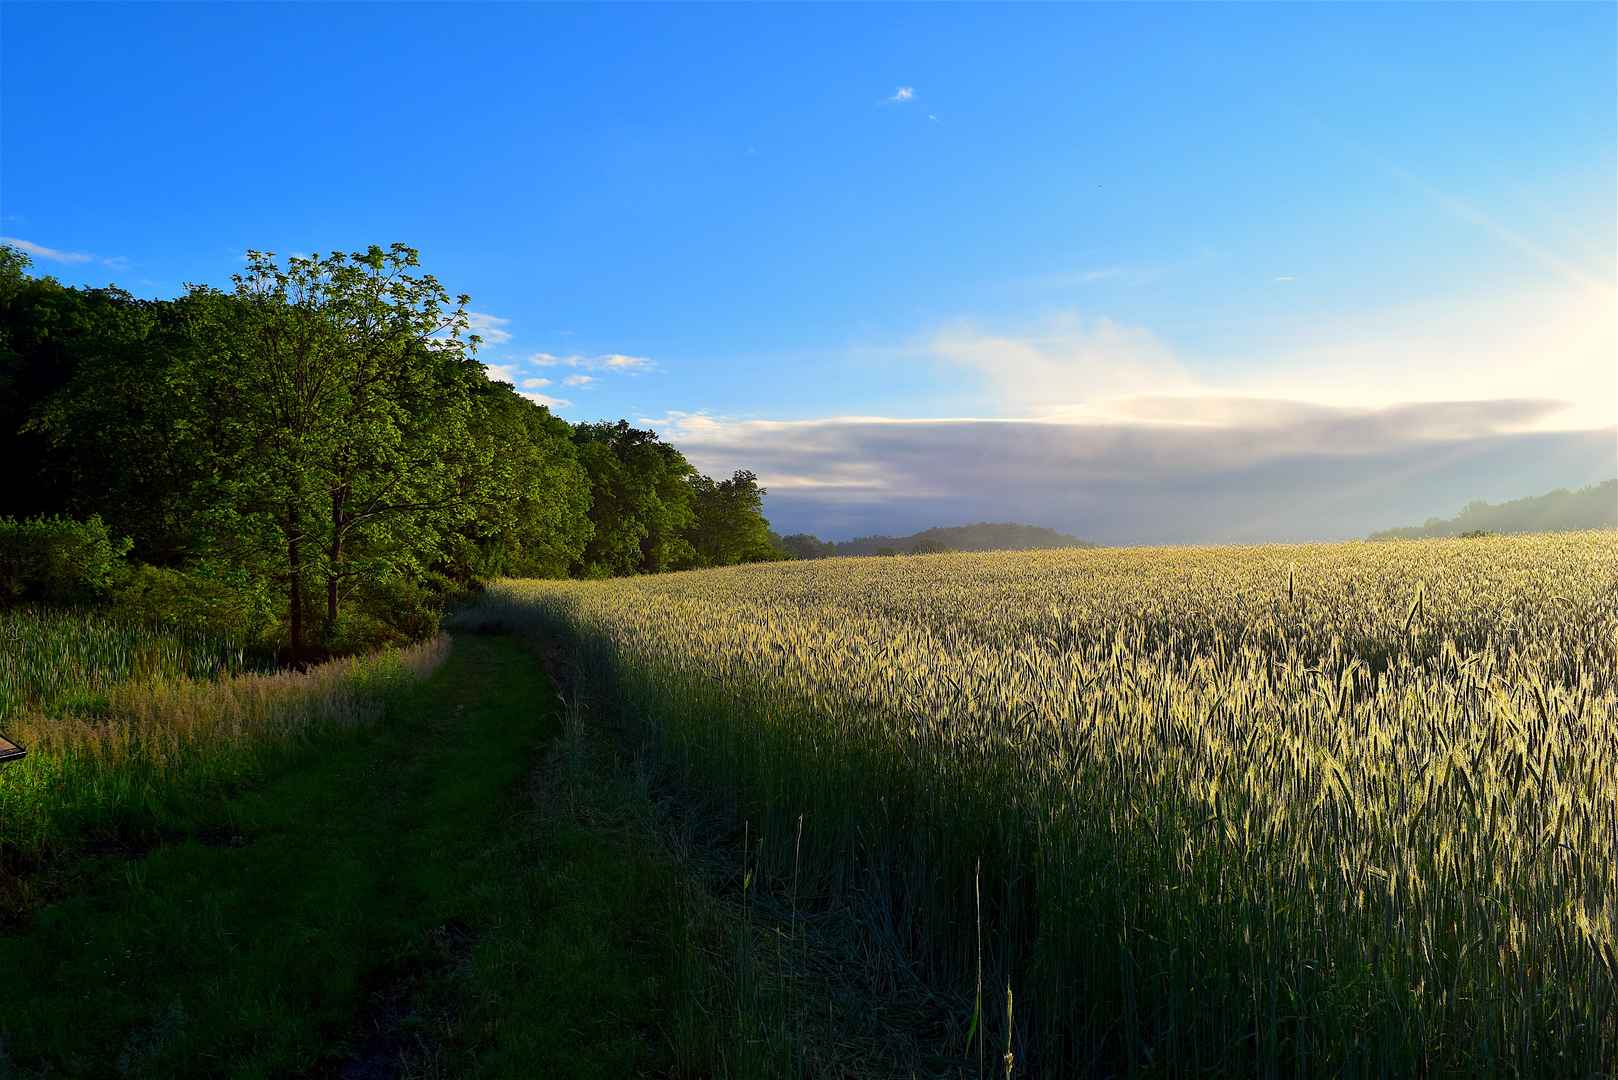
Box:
[0,607,260,718]
[462,531,1618,1077]
[0,606,449,861]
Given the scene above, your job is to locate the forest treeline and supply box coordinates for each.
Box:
[0,243,784,657]
[778,521,1092,559]
[1369,479,1617,540]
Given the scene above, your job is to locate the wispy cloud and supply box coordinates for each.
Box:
[466,312,512,346]
[1015,261,1181,292]
[520,391,572,410]
[925,311,1194,417]
[887,86,915,104]
[521,377,551,389]
[530,351,655,373]
[562,374,595,387]
[906,277,1616,431]
[1,236,126,268]
[1272,275,1296,283]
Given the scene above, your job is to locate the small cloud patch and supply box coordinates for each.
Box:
[1,236,123,267]
[466,312,513,345]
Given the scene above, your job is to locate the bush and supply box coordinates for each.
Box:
[345,574,445,649]
[111,562,280,648]
[0,515,132,605]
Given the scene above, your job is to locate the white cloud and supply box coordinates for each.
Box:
[530,351,655,373]
[888,86,915,103]
[1,236,120,266]
[1272,275,1296,282]
[466,312,512,346]
[905,278,1616,433]
[521,377,551,389]
[928,114,939,122]
[1228,281,1617,432]
[562,374,595,387]
[926,311,1195,417]
[484,363,522,383]
[520,391,572,410]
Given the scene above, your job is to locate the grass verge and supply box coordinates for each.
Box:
[2,632,892,1079]
[0,635,545,1077]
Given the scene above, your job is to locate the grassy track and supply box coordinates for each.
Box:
[0,634,722,1078]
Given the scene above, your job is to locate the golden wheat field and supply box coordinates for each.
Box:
[464,531,1618,1076]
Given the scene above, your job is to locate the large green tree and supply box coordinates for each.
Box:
[195,245,490,656]
[571,421,697,577]
[460,382,594,579]
[2,248,210,559]
[685,470,782,567]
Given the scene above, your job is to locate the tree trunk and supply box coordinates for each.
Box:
[324,538,342,643]
[287,506,306,663]
[324,486,347,644]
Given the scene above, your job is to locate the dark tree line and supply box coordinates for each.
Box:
[779,522,1092,559]
[0,244,784,657]
[1368,480,1617,540]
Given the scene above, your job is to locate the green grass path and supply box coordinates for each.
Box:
[0,634,697,1079]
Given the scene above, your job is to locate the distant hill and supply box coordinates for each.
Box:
[778,522,1094,559]
[1370,479,1617,540]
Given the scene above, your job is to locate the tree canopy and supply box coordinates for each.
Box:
[1,243,785,657]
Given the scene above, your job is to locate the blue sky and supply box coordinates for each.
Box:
[4,3,1614,541]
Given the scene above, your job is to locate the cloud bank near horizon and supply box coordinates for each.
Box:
[644,275,1615,543]
[648,402,1617,544]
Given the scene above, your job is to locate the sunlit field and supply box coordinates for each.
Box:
[464,532,1618,1077]
[0,608,448,861]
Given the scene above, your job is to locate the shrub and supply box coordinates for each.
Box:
[347,574,445,647]
[110,562,280,649]
[0,515,132,605]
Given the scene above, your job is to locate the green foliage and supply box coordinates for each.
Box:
[777,532,835,559]
[685,470,783,568]
[111,562,281,647]
[463,381,593,579]
[571,420,699,576]
[0,242,784,655]
[0,607,256,720]
[193,245,492,655]
[335,573,448,652]
[0,514,132,605]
